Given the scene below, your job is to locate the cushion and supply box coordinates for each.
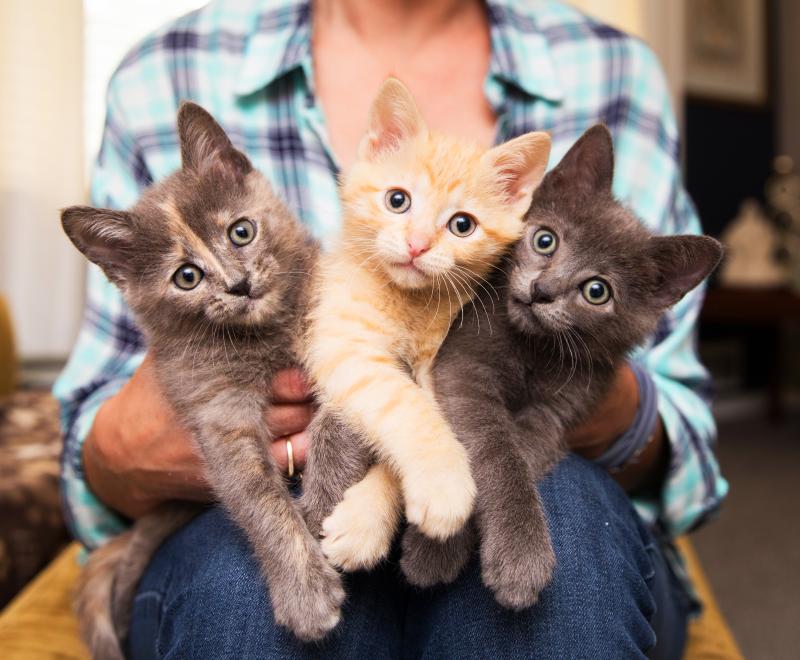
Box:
[0,543,88,659]
[0,391,69,608]
[0,539,741,659]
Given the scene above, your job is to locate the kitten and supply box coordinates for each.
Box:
[301,78,551,571]
[398,124,724,608]
[63,103,343,658]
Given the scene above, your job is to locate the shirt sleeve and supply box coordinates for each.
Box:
[53,77,150,549]
[608,40,729,536]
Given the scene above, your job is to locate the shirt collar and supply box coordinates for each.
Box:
[235,0,562,103]
[486,0,563,103]
[235,0,312,97]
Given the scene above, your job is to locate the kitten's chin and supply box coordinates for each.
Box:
[383,262,432,290]
[508,298,560,335]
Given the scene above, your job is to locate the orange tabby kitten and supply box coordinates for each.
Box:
[306,78,550,568]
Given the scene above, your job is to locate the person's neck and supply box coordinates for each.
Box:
[313,0,485,51]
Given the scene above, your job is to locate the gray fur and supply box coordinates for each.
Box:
[299,405,374,537]
[64,102,344,655]
[400,125,724,608]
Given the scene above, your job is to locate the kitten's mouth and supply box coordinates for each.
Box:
[510,297,563,332]
[211,287,277,326]
[385,259,432,287]
[392,260,426,275]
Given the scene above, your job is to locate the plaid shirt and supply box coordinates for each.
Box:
[54,0,727,551]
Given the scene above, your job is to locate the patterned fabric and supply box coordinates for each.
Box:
[0,391,69,607]
[54,0,727,553]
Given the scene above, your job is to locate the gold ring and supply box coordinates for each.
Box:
[285,438,295,478]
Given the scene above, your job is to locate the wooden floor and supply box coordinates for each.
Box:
[692,412,800,658]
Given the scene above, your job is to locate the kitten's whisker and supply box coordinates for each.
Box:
[436,274,460,328]
[441,271,468,329]
[568,327,593,390]
[452,267,493,335]
[225,323,245,366]
[467,255,510,277]
[423,272,437,312]
[448,270,475,332]
[455,265,500,303]
[424,274,444,334]
[448,268,484,334]
[553,330,574,395]
[578,326,614,366]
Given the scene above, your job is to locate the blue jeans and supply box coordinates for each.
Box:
[129,456,690,659]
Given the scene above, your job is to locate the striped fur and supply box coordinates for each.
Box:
[305,79,551,569]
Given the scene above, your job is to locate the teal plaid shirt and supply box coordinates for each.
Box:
[54,0,727,550]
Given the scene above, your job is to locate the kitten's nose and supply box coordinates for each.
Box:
[407,237,430,259]
[227,278,251,297]
[530,281,555,304]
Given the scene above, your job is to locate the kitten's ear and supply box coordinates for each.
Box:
[483,131,551,210]
[647,235,724,308]
[177,101,252,175]
[546,124,614,197]
[358,78,427,161]
[61,206,135,287]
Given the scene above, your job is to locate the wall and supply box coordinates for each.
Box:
[0,0,205,362]
[776,0,800,165]
[0,0,86,360]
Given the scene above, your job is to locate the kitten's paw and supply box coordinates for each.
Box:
[273,557,345,641]
[481,530,556,610]
[400,524,474,588]
[320,488,395,572]
[403,453,476,540]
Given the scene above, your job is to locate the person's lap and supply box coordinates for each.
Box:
[129,456,690,659]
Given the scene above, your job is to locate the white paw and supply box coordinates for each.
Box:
[321,490,394,572]
[403,455,476,540]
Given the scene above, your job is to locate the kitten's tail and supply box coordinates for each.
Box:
[74,503,201,660]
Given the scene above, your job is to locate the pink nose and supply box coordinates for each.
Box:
[407,238,430,259]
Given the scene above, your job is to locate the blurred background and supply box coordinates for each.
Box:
[0,1,798,657]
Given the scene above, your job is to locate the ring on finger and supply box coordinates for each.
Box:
[285,438,295,478]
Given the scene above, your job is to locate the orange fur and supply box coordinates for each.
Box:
[307,79,551,564]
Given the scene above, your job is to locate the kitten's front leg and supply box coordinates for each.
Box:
[434,375,557,609]
[320,462,403,571]
[471,422,560,610]
[196,398,344,641]
[477,474,555,610]
[299,404,372,537]
[316,353,476,539]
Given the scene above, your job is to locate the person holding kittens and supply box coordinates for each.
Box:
[55,1,727,658]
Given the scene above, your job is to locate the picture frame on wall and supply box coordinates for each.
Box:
[685,0,768,106]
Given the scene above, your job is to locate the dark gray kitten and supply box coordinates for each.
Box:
[63,103,347,657]
[399,125,723,609]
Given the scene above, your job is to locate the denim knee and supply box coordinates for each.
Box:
[404,455,659,660]
[539,455,658,639]
[131,507,406,660]
[130,507,278,659]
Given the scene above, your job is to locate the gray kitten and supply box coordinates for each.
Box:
[63,103,348,657]
[398,125,724,609]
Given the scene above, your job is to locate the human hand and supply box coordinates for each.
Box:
[566,362,668,493]
[83,355,314,519]
[266,368,315,475]
[565,363,639,460]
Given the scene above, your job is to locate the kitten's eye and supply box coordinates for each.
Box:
[581,279,611,305]
[448,213,477,237]
[532,229,558,255]
[229,218,256,246]
[173,265,204,290]
[385,189,411,213]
